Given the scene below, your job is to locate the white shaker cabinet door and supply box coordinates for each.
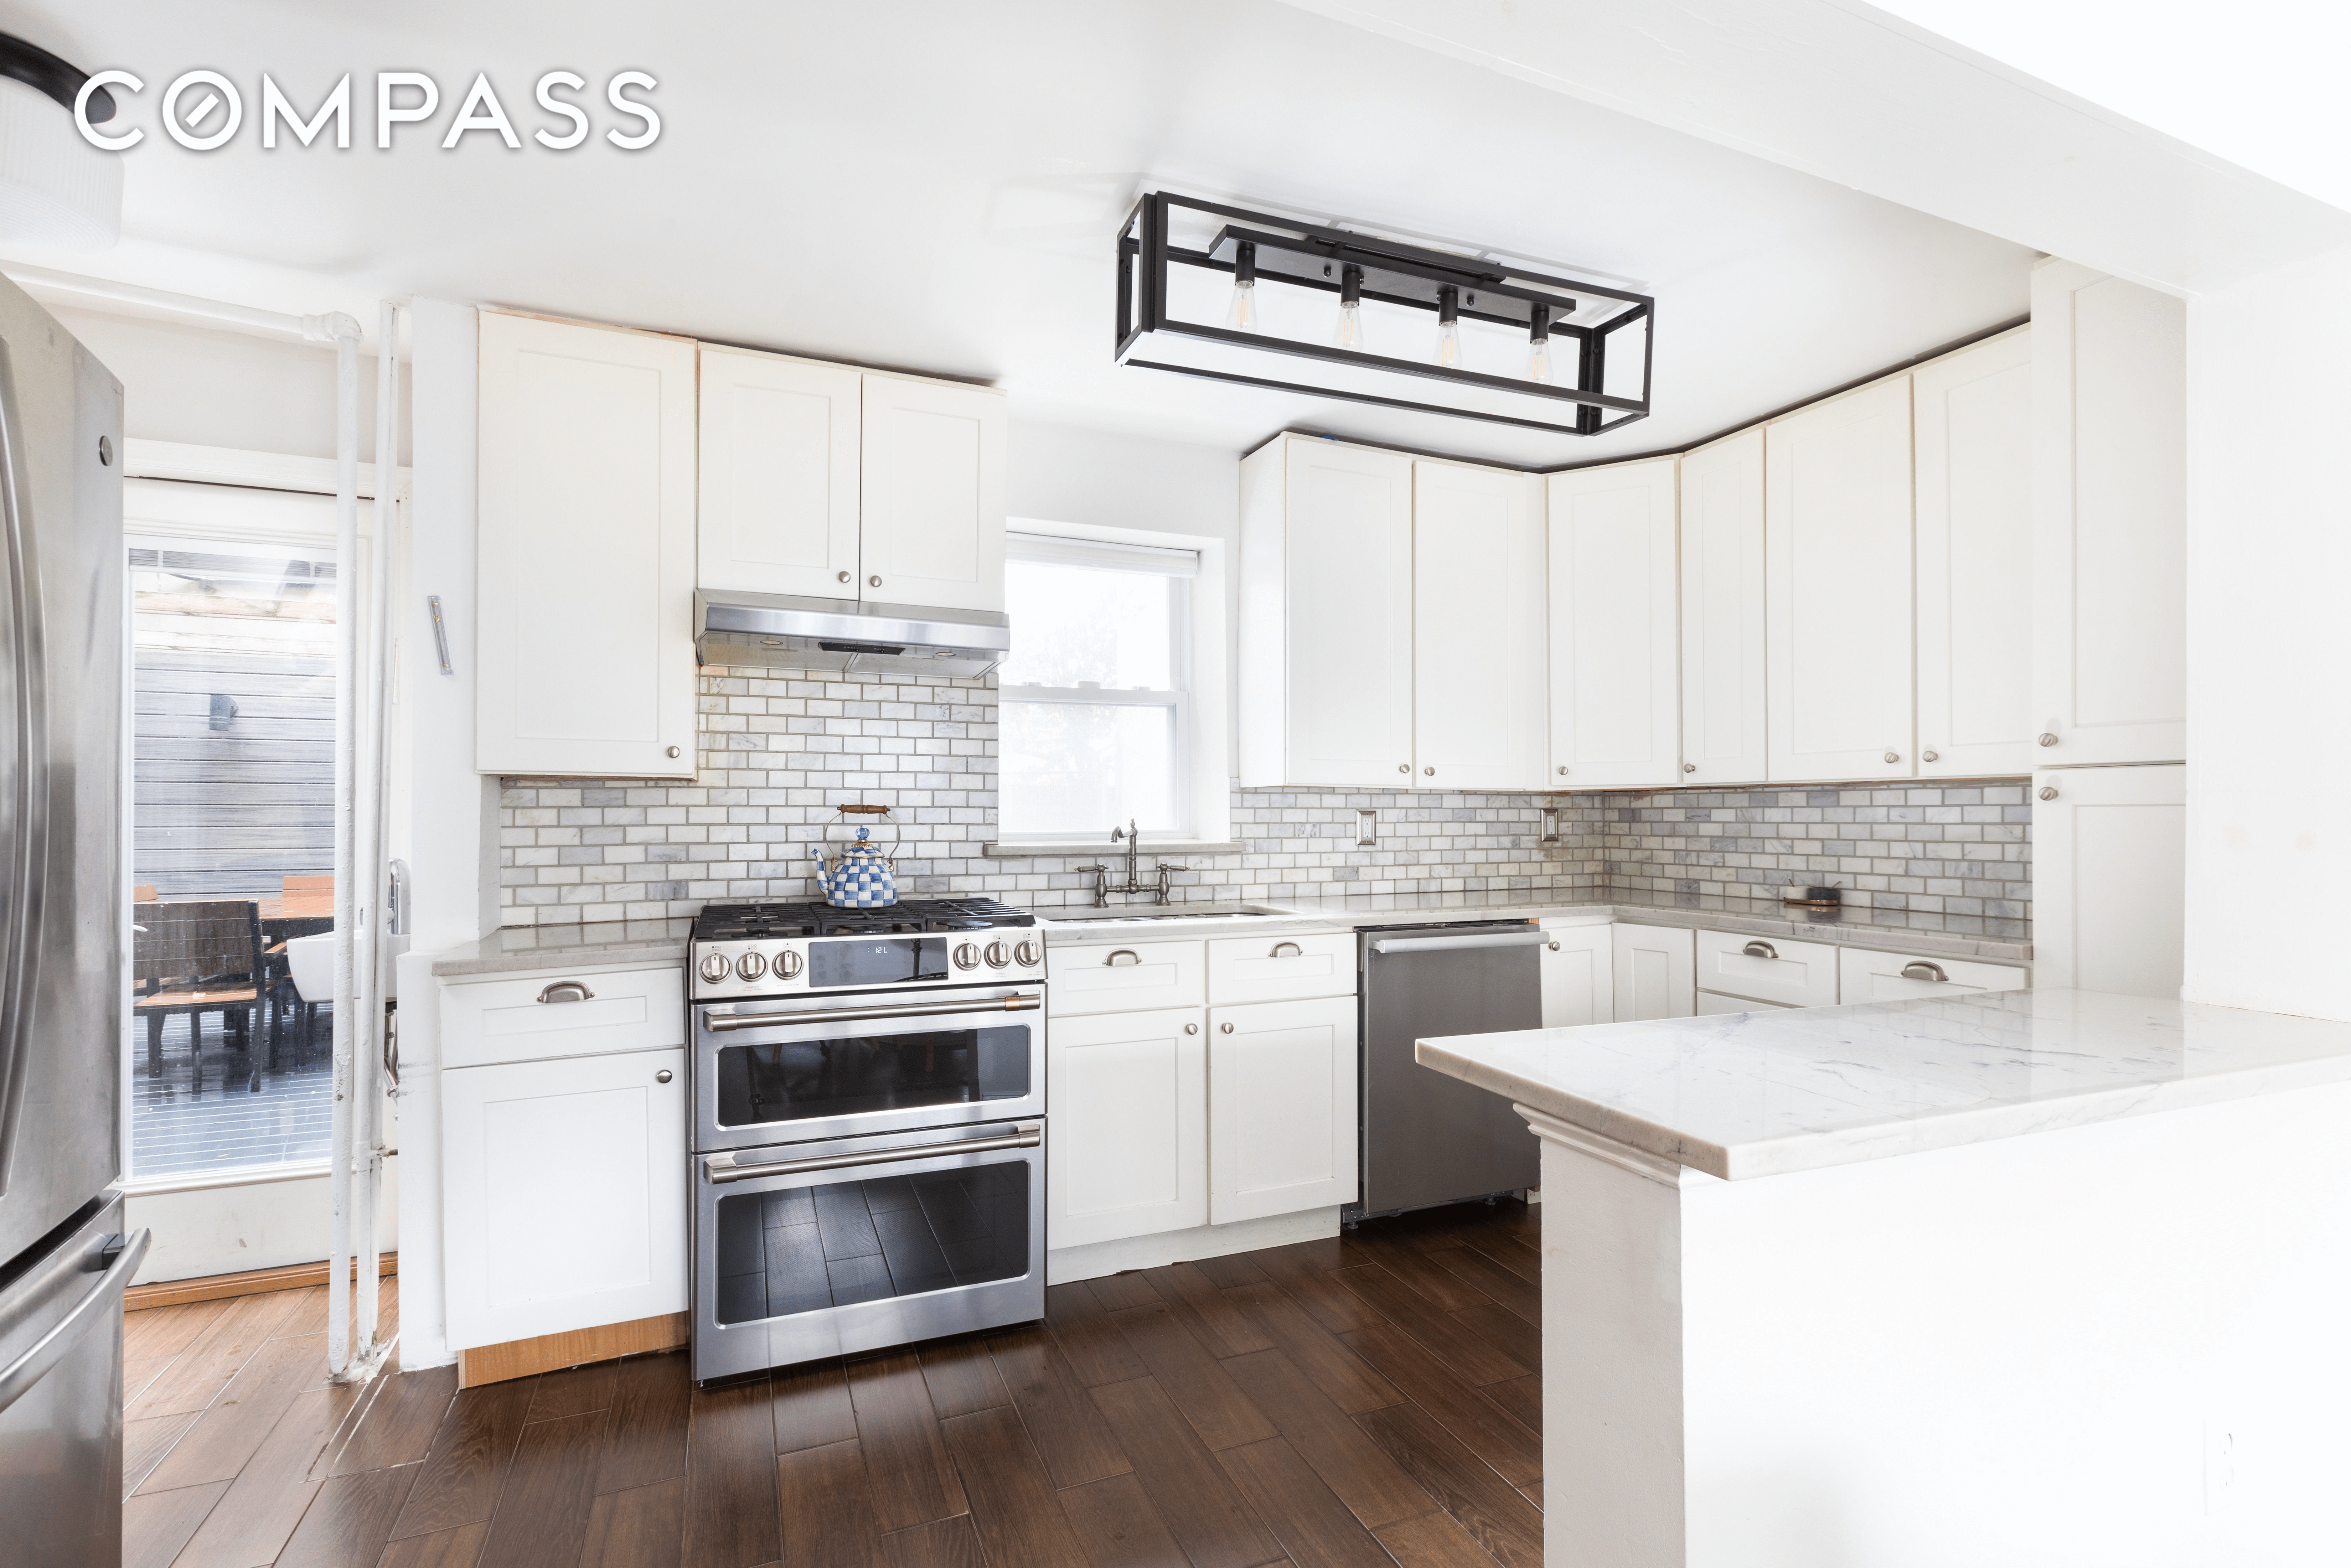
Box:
[1414,460,1547,791]
[698,347,862,598]
[1047,1007,1207,1248]
[858,373,1007,612]
[1764,376,1916,783]
[442,1046,687,1351]
[1242,438,1415,787]
[1612,922,1695,1021]
[1547,458,1680,788]
[1678,427,1768,786]
[476,311,697,778]
[1206,996,1359,1225]
[2031,764,2185,997]
[1539,920,1614,1027]
[2031,262,2186,766]
[1915,328,2034,778]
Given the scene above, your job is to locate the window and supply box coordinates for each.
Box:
[998,529,1198,838]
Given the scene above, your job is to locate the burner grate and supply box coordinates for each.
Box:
[692,896,1035,941]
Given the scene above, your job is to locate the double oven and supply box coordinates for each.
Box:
[687,899,1047,1383]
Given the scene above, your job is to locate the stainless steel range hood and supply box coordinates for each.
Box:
[694,590,1011,678]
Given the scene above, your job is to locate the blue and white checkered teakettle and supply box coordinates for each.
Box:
[812,806,899,908]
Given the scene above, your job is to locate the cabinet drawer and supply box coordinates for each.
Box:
[1697,989,1794,1016]
[1046,940,1205,1015]
[442,964,686,1068]
[1207,932,1355,1004]
[1694,929,1839,1008]
[1838,947,2029,1004]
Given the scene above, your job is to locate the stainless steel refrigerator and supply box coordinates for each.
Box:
[0,275,138,1568]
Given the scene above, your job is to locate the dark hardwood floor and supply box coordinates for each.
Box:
[122,1199,1544,1567]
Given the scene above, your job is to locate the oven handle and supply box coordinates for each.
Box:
[704,1122,1043,1184]
[702,991,1042,1032]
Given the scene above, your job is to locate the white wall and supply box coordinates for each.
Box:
[128,1162,398,1286]
[2180,246,2351,1020]
[52,305,408,464]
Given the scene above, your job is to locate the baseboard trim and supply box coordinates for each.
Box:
[1046,1207,1342,1285]
[124,1252,399,1310]
[456,1311,690,1388]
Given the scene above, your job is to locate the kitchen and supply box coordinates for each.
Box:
[0,4,2347,1567]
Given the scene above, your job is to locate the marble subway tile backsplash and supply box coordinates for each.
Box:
[494,663,2027,937]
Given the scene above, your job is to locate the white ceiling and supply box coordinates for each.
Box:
[0,0,2037,466]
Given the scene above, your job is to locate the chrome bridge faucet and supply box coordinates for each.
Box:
[1077,819,1187,906]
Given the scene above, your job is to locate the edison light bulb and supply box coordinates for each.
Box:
[1436,285,1460,369]
[1333,263,1364,352]
[1527,303,1552,383]
[1225,240,1258,332]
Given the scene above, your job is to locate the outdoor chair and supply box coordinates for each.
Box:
[132,899,273,1094]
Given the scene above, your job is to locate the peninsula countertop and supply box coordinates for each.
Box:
[1415,988,2351,1180]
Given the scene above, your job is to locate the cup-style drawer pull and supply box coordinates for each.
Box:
[1740,941,1777,960]
[1104,949,1141,967]
[1269,941,1303,959]
[537,981,594,1004]
[1899,961,1948,983]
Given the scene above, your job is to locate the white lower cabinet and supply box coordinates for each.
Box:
[2031,764,2186,997]
[1694,930,1839,1009]
[441,1045,687,1351]
[1046,1007,1206,1248]
[1839,948,2029,1003]
[1613,923,1695,1021]
[1539,920,1614,1026]
[1207,997,1359,1225]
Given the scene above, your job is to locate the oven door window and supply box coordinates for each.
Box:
[712,1160,1031,1325]
[715,1024,1029,1128]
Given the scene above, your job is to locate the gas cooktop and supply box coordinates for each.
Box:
[692,896,1037,941]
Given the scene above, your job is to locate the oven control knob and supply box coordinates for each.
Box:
[775,949,804,980]
[1014,939,1041,968]
[984,939,1011,969]
[954,942,981,970]
[698,952,731,984]
[734,950,767,982]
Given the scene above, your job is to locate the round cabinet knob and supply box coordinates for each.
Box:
[953,942,981,970]
[1398,764,1409,774]
[734,950,767,982]
[1014,939,1041,967]
[1547,940,1561,951]
[1683,762,1696,774]
[1423,767,1434,777]
[2039,785,2059,801]
[698,952,731,984]
[655,1069,673,1083]
[1184,1023,1199,1035]
[984,940,1011,968]
[1884,751,1900,764]
[1557,766,1567,776]
[1922,749,1940,763]
[869,575,883,588]
[1219,1021,1234,1033]
[775,950,804,979]
[667,746,682,759]
[837,570,852,584]
[2038,731,2060,747]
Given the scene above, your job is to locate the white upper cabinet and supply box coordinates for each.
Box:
[1238,437,1416,788]
[2031,763,2185,996]
[1764,376,1916,782]
[1547,457,1679,788]
[697,347,862,597]
[2032,262,2186,766]
[1414,459,1547,791]
[477,311,698,779]
[858,373,1007,612]
[1678,428,1767,786]
[1915,328,2034,778]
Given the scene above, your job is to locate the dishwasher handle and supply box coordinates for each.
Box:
[1368,929,1549,956]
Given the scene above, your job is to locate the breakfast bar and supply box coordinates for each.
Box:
[1417,989,2351,1566]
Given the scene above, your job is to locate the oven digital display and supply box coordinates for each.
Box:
[809,937,948,989]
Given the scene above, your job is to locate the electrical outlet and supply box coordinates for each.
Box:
[1541,807,1560,844]
[1355,808,1377,847]
[2203,1424,2237,1514]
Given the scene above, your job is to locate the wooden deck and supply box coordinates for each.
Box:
[122,1199,1545,1567]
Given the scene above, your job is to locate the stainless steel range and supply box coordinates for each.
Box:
[687,897,1046,1383]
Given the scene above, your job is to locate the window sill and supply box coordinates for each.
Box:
[982,840,1244,859]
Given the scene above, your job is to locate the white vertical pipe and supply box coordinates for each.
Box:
[353,301,398,1353]
[325,310,363,1376]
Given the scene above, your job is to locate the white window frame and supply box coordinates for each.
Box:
[992,521,1233,854]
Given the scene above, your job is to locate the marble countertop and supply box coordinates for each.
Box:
[1416,988,2351,1180]
[430,919,694,977]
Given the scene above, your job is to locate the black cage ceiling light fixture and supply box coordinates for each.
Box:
[1116,191,1653,437]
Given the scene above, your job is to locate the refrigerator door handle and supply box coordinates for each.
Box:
[0,1228,148,1417]
[0,342,51,1190]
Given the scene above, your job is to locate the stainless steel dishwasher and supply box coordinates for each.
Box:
[1354,920,1546,1220]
